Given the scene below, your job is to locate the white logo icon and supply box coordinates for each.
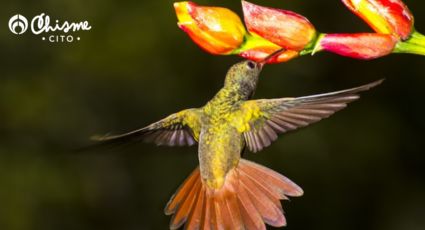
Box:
[8,13,91,42]
[9,14,28,34]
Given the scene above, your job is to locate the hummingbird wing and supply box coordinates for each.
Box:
[239,79,383,153]
[91,108,202,147]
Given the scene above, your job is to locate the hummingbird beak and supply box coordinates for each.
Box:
[257,48,285,68]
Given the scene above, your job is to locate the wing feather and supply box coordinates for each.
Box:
[92,108,202,147]
[240,80,383,153]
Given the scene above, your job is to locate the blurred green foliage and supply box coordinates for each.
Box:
[0,0,424,230]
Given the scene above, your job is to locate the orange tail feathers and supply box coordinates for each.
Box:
[165,159,303,230]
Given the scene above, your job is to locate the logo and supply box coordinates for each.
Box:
[8,13,91,43]
[9,14,28,34]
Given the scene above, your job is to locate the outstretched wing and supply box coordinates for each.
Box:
[92,108,202,147]
[239,80,383,153]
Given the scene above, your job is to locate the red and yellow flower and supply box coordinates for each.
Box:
[174,1,246,55]
[174,1,317,63]
[316,0,424,59]
[342,0,414,40]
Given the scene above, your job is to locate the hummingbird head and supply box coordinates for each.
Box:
[224,59,262,89]
[224,49,284,98]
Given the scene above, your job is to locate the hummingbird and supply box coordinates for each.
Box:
[92,50,383,230]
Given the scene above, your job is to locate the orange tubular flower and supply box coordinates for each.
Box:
[342,0,414,40]
[174,1,246,55]
[242,1,316,51]
[317,33,398,59]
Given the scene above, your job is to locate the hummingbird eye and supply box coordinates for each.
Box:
[247,61,256,69]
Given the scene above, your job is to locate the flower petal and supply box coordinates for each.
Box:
[242,1,316,51]
[174,1,246,54]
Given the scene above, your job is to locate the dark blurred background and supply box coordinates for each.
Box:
[1,0,424,230]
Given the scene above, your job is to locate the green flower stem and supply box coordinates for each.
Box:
[394,30,425,55]
[299,33,325,56]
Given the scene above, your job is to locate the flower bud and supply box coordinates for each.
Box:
[242,1,316,51]
[174,1,246,54]
[317,33,397,59]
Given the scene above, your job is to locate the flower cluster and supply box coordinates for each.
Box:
[174,0,425,63]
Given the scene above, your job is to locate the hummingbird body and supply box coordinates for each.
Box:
[93,57,382,230]
[200,87,245,189]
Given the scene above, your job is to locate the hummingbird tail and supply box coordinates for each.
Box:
[164,159,303,230]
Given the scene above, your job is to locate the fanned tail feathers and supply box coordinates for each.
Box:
[165,159,303,230]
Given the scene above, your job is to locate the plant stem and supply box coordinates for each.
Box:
[394,30,425,55]
[300,33,325,56]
